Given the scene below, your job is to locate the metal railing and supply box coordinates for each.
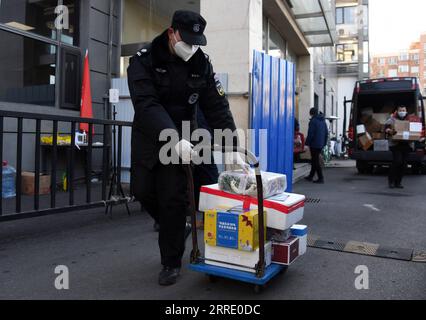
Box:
[0,110,133,222]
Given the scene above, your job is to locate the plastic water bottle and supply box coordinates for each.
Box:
[2,161,16,199]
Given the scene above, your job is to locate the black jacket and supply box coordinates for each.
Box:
[127,30,237,169]
[305,114,328,149]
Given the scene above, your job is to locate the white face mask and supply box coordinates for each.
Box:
[173,33,199,62]
[398,111,407,118]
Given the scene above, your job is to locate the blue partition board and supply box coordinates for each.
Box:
[251,51,295,192]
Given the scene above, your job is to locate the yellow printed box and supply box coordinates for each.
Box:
[204,209,266,252]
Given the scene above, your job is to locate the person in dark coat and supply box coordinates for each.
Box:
[305,108,328,184]
[127,10,245,286]
[384,106,413,189]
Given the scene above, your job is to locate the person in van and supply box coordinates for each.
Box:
[384,105,412,189]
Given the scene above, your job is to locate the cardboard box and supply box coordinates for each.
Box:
[205,242,272,273]
[393,120,422,141]
[21,172,51,195]
[374,140,389,152]
[200,185,305,230]
[204,209,266,252]
[372,132,385,140]
[271,236,299,265]
[372,113,389,125]
[290,225,308,256]
[358,132,373,151]
[365,119,383,133]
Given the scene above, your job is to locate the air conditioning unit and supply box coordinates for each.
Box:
[338,29,345,36]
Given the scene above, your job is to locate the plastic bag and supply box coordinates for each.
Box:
[218,170,287,198]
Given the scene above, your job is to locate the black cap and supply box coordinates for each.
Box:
[172,10,207,46]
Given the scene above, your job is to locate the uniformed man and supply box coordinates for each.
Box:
[127,10,247,286]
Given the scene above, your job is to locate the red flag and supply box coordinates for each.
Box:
[80,50,94,134]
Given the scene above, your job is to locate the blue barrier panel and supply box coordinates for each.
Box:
[251,51,295,191]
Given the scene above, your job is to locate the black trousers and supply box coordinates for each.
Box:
[132,163,188,268]
[308,147,324,181]
[389,144,411,185]
[131,162,219,268]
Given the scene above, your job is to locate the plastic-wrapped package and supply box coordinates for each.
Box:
[218,170,287,198]
[267,228,292,243]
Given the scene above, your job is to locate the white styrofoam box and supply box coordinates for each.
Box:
[410,122,422,133]
[199,184,305,230]
[291,225,308,256]
[205,242,272,273]
[357,124,366,134]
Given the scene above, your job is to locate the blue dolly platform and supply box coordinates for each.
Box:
[185,146,288,293]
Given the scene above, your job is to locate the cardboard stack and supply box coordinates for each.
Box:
[358,112,390,151]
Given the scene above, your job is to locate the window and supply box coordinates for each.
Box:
[378,58,386,66]
[399,65,409,73]
[399,53,409,61]
[0,0,59,40]
[336,43,358,62]
[0,0,80,109]
[336,8,343,24]
[411,53,419,61]
[344,6,356,24]
[388,57,397,65]
[336,6,357,25]
[424,43,426,51]
[388,69,398,77]
[60,0,80,46]
[61,49,81,109]
[0,29,56,106]
[0,0,78,45]
[411,66,419,74]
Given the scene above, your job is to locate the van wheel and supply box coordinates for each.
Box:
[356,161,373,174]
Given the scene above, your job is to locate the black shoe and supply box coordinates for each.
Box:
[153,222,160,232]
[158,266,180,286]
[184,223,192,242]
[304,176,313,182]
[313,179,324,184]
[388,183,395,189]
[395,184,404,189]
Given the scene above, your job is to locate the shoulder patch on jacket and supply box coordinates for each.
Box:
[214,74,225,97]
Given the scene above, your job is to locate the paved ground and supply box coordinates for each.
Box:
[0,165,425,300]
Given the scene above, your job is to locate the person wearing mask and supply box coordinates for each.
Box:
[385,105,413,189]
[305,108,328,184]
[127,10,247,286]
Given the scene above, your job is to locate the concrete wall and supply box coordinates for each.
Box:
[297,53,314,135]
[200,0,263,132]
